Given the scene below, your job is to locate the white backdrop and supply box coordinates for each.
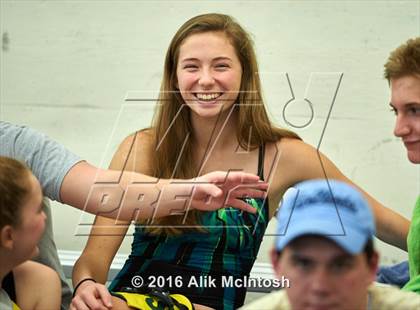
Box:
[1,0,419,265]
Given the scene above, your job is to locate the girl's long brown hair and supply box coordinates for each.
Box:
[145,13,300,235]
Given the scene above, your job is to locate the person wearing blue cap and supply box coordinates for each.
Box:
[242,179,420,310]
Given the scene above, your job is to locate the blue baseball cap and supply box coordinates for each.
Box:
[275,179,375,254]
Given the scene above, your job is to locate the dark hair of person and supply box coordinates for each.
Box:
[0,156,31,229]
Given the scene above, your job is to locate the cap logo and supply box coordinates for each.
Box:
[294,189,357,212]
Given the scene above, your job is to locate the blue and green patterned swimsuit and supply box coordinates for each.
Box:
[109,145,269,309]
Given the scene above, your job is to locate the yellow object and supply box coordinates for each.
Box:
[113,291,193,310]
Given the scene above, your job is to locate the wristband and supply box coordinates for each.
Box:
[72,278,96,297]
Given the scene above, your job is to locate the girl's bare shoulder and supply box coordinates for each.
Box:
[111,128,155,173]
[265,138,315,173]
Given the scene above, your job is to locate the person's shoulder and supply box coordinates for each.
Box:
[0,121,41,145]
[370,284,420,309]
[0,120,20,131]
[111,128,155,172]
[115,128,154,156]
[240,289,290,310]
[264,138,314,196]
[119,128,154,148]
[271,137,320,176]
[0,121,41,137]
[275,137,315,156]
[266,137,305,164]
[13,261,60,291]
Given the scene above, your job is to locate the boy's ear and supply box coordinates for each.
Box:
[368,251,380,282]
[0,225,14,250]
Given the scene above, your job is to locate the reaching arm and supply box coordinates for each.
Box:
[60,142,267,221]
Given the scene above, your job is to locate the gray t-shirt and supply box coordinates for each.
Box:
[0,121,82,310]
[0,288,13,310]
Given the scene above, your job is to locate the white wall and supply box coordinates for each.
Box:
[1,0,419,265]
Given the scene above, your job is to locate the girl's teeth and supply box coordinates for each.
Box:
[196,93,220,101]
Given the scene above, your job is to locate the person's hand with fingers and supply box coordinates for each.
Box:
[189,171,268,213]
[70,279,113,310]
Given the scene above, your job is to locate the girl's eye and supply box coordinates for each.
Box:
[183,64,198,71]
[215,63,229,70]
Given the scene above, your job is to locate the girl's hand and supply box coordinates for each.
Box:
[70,280,112,310]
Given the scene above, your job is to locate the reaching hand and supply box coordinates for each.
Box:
[188,171,268,213]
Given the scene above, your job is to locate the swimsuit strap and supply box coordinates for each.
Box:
[257,143,266,181]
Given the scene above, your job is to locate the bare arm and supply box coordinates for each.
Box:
[61,133,267,221]
[70,215,128,310]
[14,261,61,310]
[61,163,266,221]
[70,136,138,309]
[272,139,409,251]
